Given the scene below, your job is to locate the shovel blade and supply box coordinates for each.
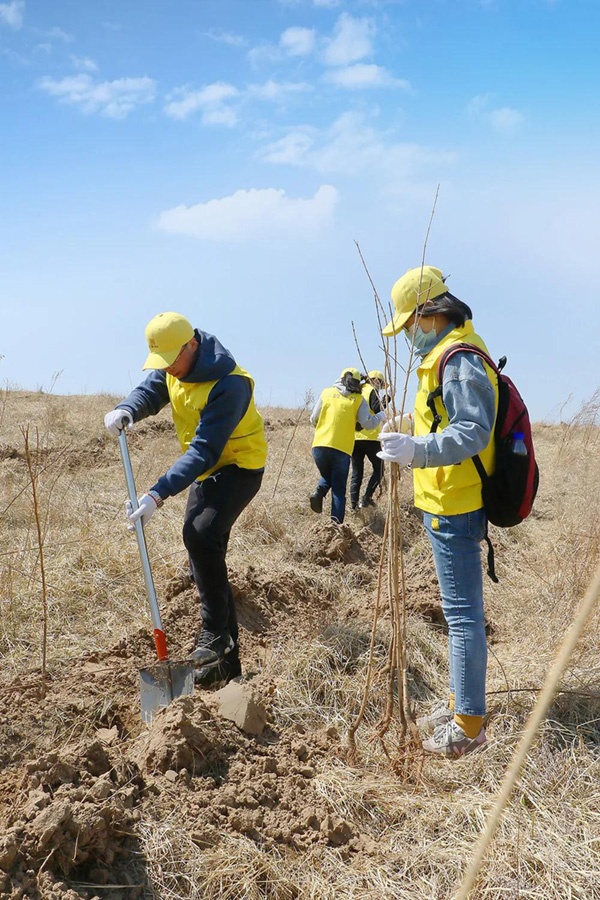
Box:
[140,661,195,724]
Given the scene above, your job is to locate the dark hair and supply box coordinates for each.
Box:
[420,291,472,327]
[341,372,361,393]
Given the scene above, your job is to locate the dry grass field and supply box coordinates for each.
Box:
[0,386,599,899]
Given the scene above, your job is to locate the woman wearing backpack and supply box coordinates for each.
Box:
[378,265,498,759]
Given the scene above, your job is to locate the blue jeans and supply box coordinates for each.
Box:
[423,508,487,717]
[312,446,351,524]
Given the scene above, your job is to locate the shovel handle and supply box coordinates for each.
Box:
[117,425,167,655]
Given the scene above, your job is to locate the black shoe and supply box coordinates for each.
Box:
[309,492,323,514]
[190,629,235,667]
[194,650,242,688]
[359,496,375,509]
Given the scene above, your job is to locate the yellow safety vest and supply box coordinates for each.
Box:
[312,386,363,455]
[413,321,498,515]
[166,364,267,481]
[355,384,380,441]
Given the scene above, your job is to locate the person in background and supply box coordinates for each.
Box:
[310,368,385,524]
[350,370,392,510]
[104,312,267,687]
[378,266,498,758]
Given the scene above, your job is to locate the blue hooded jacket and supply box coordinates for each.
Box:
[116,329,259,498]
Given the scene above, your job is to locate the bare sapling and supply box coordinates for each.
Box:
[348,191,441,776]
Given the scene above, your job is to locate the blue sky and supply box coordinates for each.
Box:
[1,0,598,420]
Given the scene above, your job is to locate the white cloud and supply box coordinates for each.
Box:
[164,80,309,125]
[261,129,316,165]
[280,26,316,56]
[157,185,338,242]
[249,25,316,64]
[164,82,239,125]
[71,55,99,73]
[468,94,525,134]
[278,0,342,5]
[488,106,525,133]
[0,45,27,63]
[0,0,24,29]
[247,79,311,102]
[324,64,410,90]
[247,42,281,65]
[38,74,156,118]
[467,93,491,116]
[260,111,453,180]
[44,26,73,42]
[202,28,246,48]
[322,13,375,66]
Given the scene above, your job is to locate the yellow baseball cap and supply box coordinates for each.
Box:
[382,266,447,337]
[143,312,195,369]
[340,367,361,381]
[368,370,385,382]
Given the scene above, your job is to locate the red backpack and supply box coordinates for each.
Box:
[427,343,539,580]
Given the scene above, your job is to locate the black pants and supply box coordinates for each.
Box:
[350,440,383,506]
[183,465,263,644]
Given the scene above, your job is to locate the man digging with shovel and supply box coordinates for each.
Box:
[104,312,267,687]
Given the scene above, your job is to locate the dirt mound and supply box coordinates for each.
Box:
[300,520,380,567]
[141,711,364,856]
[132,697,227,775]
[231,564,336,636]
[2,738,143,898]
[0,659,367,899]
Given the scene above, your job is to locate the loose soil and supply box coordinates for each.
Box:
[0,513,441,900]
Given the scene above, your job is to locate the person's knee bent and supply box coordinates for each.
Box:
[182,516,224,558]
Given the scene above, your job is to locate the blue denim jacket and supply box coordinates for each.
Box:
[411,336,496,470]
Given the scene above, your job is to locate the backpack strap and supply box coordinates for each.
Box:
[427,342,500,435]
[426,341,501,583]
[426,385,444,434]
[483,526,499,583]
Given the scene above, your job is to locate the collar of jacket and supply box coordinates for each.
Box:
[417,320,475,373]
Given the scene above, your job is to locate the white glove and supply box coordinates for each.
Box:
[380,413,413,435]
[377,432,416,467]
[126,492,161,530]
[104,409,133,436]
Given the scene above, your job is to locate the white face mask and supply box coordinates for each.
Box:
[406,317,439,354]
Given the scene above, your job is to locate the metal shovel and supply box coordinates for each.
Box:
[117,424,194,724]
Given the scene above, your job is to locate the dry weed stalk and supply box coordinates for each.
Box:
[20,425,49,691]
[455,557,600,899]
[271,389,315,499]
[348,192,440,772]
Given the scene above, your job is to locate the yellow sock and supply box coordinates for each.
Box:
[454,713,483,738]
[448,693,455,711]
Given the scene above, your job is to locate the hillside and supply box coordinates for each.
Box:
[0,389,598,900]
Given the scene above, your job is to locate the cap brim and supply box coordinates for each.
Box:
[382,308,413,337]
[142,348,180,370]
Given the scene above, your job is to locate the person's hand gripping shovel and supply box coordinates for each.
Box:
[116,417,194,723]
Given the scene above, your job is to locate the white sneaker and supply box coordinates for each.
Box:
[416,700,454,733]
[422,721,487,758]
